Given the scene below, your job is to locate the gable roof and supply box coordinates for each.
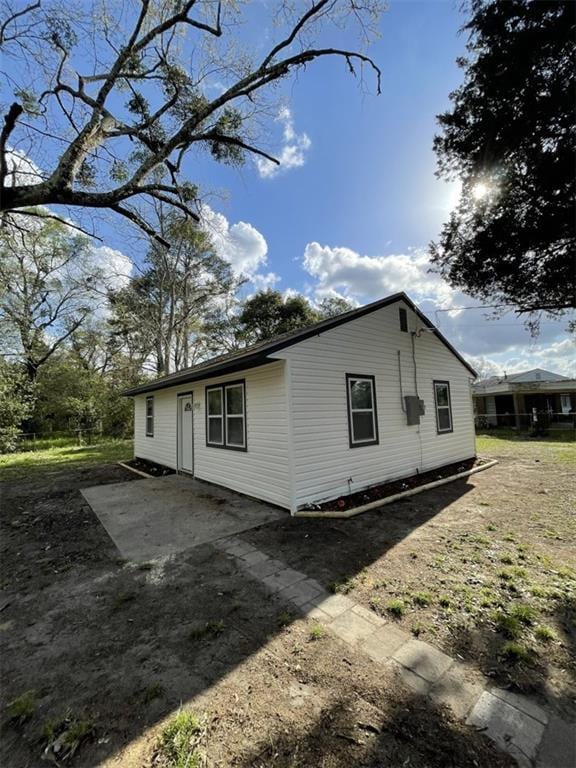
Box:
[475,368,570,387]
[123,292,477,396]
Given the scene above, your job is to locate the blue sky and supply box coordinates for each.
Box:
[5,0,575,377]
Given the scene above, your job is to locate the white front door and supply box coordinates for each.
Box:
[178,394,193,473]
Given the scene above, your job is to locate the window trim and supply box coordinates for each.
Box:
[346,373,379,448]
[399,306,408,332]
[205,379,247,451]
[145,396,154,437]
[433,380,453,434]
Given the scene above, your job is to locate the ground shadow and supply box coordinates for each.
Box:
[0,460,569,766]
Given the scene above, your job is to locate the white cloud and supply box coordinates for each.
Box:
[5,148,43,186]
[255,107,311,179]
[89,245,133,293]
[300,240,575,379]
[200,204,270,286]
[302,242,457,308]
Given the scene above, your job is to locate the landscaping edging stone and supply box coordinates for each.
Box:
[213,532,573,768]
[295,458,499,518]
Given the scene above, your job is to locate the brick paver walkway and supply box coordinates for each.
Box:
[214,535,575,768]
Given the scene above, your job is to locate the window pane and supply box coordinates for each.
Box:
[438,408,451,431]
[146,399,153,417]
[352,412,375,442]
[226,416,244,446]
[435,384,449,407]
[207,388,222,415]
[208,416,223,443]
[226,385,244,415]
[350,379,373,410]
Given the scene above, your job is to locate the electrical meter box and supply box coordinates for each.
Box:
[404,395,421,425]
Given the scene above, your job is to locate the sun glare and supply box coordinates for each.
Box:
[471,182,491,200]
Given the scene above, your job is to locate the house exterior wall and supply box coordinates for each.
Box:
[133,360,291,509]
[271,301,476,509]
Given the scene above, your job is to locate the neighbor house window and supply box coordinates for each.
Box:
[346,374,379,447]
[206,381,246,450]
[145,396,154,437]
[433,380,453,434]
[560,394,571,414]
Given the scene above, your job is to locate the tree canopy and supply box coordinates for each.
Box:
[431,0,575,315]
[0,0,382,241]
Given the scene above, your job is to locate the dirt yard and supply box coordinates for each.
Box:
[0,433,573,766]
[245,432,576,722]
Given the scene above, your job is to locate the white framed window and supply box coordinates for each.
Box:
[145,396,154,437]
[560,394,571,414]
[346,374,379,447]
[206,380,246,450]
[433,380,453,434]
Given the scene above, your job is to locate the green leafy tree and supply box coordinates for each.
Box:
[0,358,35,452]
[317,296,355,318]
[109,212,239,375]
[431,0,575,314]
[1,0,381,240]
[0,214,108,380]
[237,290,321,343]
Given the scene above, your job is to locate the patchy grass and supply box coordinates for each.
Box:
[535,625,559,643]
[309,623,326,641]
[499,641,532,665]
[5,691,36,724]
[0,438,133,480]
[189,620,225,642]
[156,710,202,768]
[143,683,164,704]
[386,599,405,618]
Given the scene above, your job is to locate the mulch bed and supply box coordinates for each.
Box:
[305,457,489,513]
[125,456,175,477]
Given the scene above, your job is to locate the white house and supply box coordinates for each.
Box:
[473,368,575,429]
[124,293,477,514]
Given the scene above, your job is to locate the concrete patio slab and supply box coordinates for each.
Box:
[81,474,285,562]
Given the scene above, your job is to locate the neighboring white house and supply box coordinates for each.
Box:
[125,293,477,514]
[473,368,576,429]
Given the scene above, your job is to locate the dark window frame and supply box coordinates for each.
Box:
[205,379,247,451]
[433,380,453,434]
[346,373,379,448]
[145,396,154,437]
[399,306,408,332]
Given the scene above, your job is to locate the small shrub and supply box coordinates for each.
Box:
[412,591,433,607]
[500,554,514,565]
[309,624,325,641]
[499,641,531,665]
[5,690,36,724]
[189,620,225,641]
[42,716,94,762]
[143,683,164,704]
[386,599,405,618]
[277,611,294,628]
[438,595,451,608]
[368,595,382,612]
[493,611,522,639]
[509,603,537,625]
[535,624,559,643]
[158,710,202,768]
[328,577,355,594]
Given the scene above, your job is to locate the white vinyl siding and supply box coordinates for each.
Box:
[272,301,476,508]
[133,361,291,509]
